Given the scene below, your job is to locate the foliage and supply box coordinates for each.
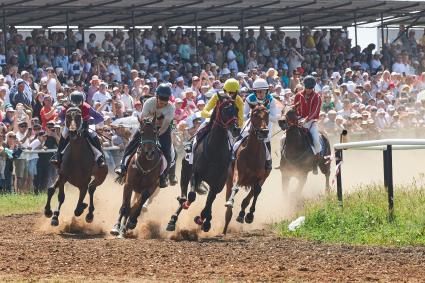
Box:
[0,193,45,216]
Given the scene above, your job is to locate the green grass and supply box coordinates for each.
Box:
[0,193,45,216]
[277,182,425,246]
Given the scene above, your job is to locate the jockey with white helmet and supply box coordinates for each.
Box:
[239,78,278,170]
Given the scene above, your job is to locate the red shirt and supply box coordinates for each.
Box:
[40,106,58,130]
[293,90,322,121]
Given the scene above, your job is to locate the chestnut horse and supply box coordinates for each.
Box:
[166,96,240,232]
[44,107,108,226]
[110,116,162,238]
[223,104,271,235]
[278,106,331,194]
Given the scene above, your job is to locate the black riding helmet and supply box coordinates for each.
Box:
[70,91,85,106]
[303,76,316,89]
[156,83,172,100]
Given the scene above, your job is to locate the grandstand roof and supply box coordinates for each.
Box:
[2,0,425,28]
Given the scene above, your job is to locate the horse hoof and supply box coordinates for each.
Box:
[44,209,53,218]
[127,220,137,230]
[117,233,126,239]
[183,201,190,210]
[85,213,94,223]
[236,216,244,223]
[201,221,211,232]
[110,224,120,236]
[51,217,59,226]
[188,191,196,203]
[194,216,204,225]
[166,222,176,232]
[224,200,234,208]
[74,203,88,217]
[245,213,254,224]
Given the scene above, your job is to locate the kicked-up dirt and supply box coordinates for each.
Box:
[1,213,425,282]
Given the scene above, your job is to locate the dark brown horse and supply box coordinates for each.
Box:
[278,106,331,194]
[110,116,162,238]
[223,104,271,235]
[166,96,240,232]
[44,107,108,226]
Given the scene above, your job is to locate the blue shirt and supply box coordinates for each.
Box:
[245,92,274,110]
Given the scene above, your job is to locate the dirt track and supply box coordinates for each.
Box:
[1,213,425,282]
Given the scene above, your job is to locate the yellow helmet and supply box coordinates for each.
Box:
[223,78,240,93]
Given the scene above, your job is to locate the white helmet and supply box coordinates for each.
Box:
[252,78,269,90]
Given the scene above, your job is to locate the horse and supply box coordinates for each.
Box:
[222,104,271,235]
[278,105,331,195]
[44,107,108,226]
[110,116,162,238]
[166,96,240,232]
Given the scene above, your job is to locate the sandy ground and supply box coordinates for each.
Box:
[2,136,425,282]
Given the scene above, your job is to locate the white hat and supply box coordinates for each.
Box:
[175,98,183,103]
[331,72,341,79]
[347,81,356,93]
[197,100,205,105]
[176,76,184,82]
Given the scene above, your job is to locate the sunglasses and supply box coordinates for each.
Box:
[19,124,28,128]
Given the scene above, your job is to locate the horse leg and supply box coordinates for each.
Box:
[74,183,89,217]
[85,183,96,223]
[111,184,131,236]
[44,178,59,218]
[245,183,262,224]
[185,173,199,208]
[223,169,236,235]
[51,180,66,226]
[127,190,151,230]
[281,169,290,197]
[236,189,254,223]
[195,189,217,232]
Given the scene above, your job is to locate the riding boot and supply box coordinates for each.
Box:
[115,131,141,177]
[159,174,169,188]
[50,136,69,168]
[168,151,178,186]
[87,133,106,167]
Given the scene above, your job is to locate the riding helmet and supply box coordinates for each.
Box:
[252,78,269,90]
[223,78,240,93]
[70,91,85,105]
[155,83,172,99]
[303,76,316,89]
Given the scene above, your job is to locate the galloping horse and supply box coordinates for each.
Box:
[223,104,271,235]
[166,96,240,232]
[278,105,331,194]
[110,116,162,238]
[44,107,108,226]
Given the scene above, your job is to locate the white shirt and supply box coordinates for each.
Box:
[47,77,57,101]
[93,91,112,111]
[392,62,408,74]
[107,64,122,82]
[140,97,175,136]
[120,94,134,111]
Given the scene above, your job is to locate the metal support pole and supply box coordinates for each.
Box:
[336,149,343,207]
[131,10,136,61]
[220,28,224,41]
[240,11,246,70]
[299,14,303,54]
[81,27,85,45]
[383,149,388,189]
[386,145,394,221]
[66,11,70,56]
[194,13,199,64]
[381,13,385,49]
[354,12,358,56]
[2,9,6,53]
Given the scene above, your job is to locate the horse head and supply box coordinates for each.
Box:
[215,96,240,138]
[66,107,82,140]
[278,102,300,131]
[138,116,158,161]
[250,104,269,140]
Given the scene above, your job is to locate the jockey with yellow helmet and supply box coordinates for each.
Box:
[186,78,244,165]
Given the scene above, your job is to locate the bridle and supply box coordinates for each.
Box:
[134,118,161,175]
[213,98,238,129]
[66,107,83,135]
[250,105,269,140]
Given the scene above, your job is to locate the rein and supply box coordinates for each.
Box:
[212,99,237,129]
[134,123,161,175]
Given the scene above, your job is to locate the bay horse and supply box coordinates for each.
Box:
[110,116,162,238]
[44,107,108,226]
[223,104,271,235]
[278,105,331,195]
[166,96,240,232]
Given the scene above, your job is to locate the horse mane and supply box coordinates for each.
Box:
[66,106,82,115]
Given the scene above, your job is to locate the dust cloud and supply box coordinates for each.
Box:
[36,136,425,238]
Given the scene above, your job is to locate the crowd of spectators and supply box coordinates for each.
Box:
[0,24,425,193]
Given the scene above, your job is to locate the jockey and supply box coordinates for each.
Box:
[293,75,322,173]
[186,78,244,165]
[115,83,175,188]
[51,91,105,167]
[242,78,278,170]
